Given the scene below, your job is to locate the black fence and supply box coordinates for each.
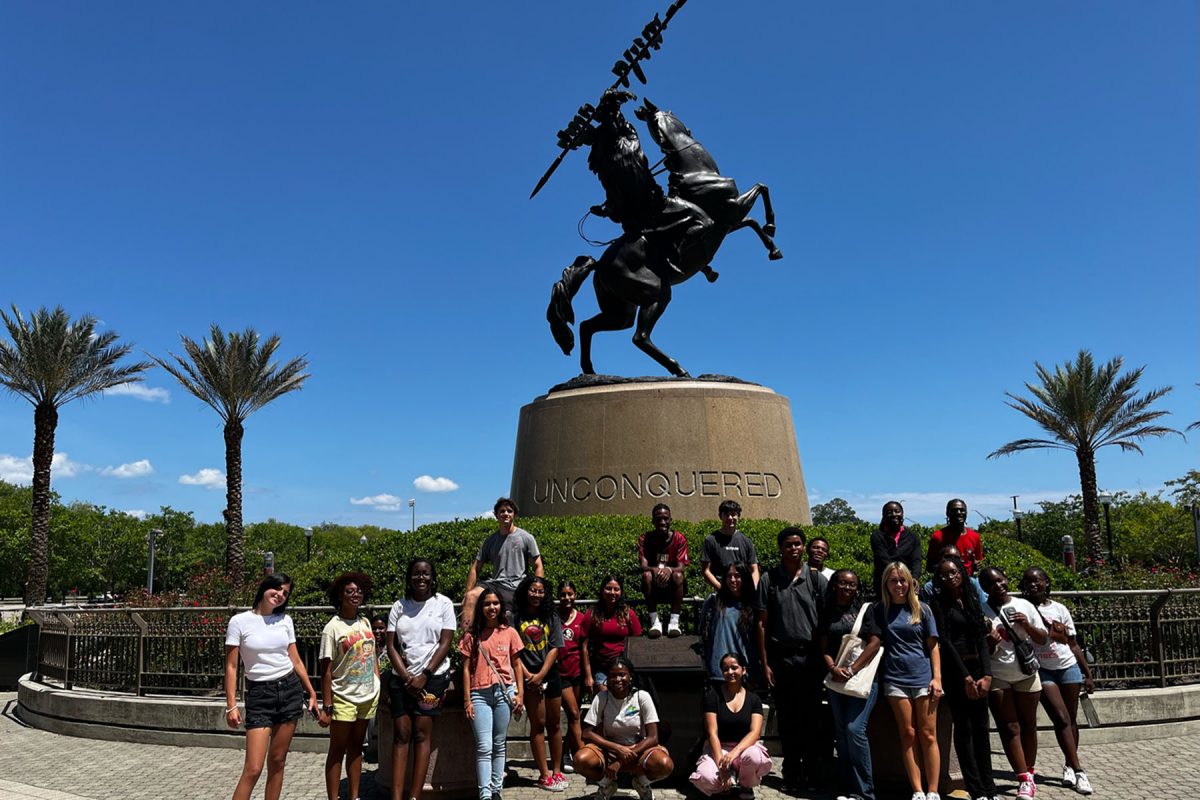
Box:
[25,588,1200,696]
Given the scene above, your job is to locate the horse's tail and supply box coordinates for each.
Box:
[546,255,596,355]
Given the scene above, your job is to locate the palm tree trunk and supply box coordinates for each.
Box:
[25,401,57,605]
[1076,448,1103,565]
[223,418,245,588]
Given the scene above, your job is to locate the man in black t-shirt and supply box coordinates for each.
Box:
[700,500,760,591]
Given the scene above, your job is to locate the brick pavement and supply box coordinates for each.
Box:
[0,694,1193,800]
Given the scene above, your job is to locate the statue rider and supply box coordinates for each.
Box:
[586,89,718,282]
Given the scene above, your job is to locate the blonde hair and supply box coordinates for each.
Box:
[880,561,922,624]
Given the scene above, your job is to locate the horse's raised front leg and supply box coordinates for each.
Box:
[731,217,783,261]
[631,289,689,378]
[730,183,777,238]
[579,299,636,376]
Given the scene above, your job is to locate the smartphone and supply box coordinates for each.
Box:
[309,705,321,721]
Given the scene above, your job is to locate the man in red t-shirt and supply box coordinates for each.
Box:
[927,498,984,576]
[638,502,689,638]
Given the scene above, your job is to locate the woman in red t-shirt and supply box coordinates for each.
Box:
[588,575,642,692]
[557,580,589,771]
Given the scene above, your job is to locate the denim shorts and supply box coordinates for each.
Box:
[1039,663,1084,685]
[244,671,305,729]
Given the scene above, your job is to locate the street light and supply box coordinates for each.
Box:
[1013,510,1025,543]
[1097,490,1115,562]
[264,551,275,575]
[304,526,313,562]
[409,498,416,533]
[147,529,162,595]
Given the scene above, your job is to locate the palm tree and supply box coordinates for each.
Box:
[0,306,151,604]
[987,350,1179,563]
[152,326,309,586]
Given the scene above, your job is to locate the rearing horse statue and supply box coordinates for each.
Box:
[547,93,782,377]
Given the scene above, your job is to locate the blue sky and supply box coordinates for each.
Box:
[1,1,1196,528]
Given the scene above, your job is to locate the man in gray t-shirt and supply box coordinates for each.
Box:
[462,496,544,626]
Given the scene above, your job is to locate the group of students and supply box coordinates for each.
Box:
[221,495,1098,800]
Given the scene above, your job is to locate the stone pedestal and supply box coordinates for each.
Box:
[376,702,478,798]
[511,380,810,524]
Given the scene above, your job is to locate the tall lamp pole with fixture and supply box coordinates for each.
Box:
[409,498,416,533]
[304,526,313,562]
[1097,490,1115,563]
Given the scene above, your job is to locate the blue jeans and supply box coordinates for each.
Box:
[827,682,878,800]
[470,685,514,800]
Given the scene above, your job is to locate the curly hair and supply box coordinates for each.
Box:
[931,555,986,637]
[327,571,374,610]
[514,575,554,621]
[591,574,632,632]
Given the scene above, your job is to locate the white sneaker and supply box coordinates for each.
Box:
[911,793,926,800]
[926,793,941,800]
[647,613,663,639]
[1074,773,1093,795]
[562,754,574,774]
[667,614,682,637]
[633,774,654,800]
[596,778,617,800]
[1062,766,1076,788]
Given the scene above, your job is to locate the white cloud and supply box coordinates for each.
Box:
[350,493,404,511]
[101,459,154,478]
[124,509,148,520]
[0,452,88,484]
[413,475,459,493]
[102,384,170,403]
[179,468,226,489]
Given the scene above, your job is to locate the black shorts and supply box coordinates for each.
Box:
[244,671,305,729]
[481,580,517,620]
[388,671,450,718]
[529,667,563,700]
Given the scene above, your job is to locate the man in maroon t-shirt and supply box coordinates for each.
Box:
[927,498,984,575]
[638,502,689,638]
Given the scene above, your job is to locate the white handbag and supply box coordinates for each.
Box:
[823,604,882,699]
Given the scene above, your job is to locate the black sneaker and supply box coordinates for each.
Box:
[492,792,502,800]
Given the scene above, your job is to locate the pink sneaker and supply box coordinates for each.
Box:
[1017,772,1036,799]
[539,775,564,793]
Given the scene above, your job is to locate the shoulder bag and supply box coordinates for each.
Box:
[991,603,1039,676]
[823,604,882,699]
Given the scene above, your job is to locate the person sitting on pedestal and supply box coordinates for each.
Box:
[574,657,674,800]
[926,499,984,577]
[462,498,544,628]
[807,537,835,580]
[701,500,760,592]
[639,503,689,638]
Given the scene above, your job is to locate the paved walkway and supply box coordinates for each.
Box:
[0,694,1193,800]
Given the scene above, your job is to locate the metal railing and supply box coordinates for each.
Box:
[25,589,1200,695]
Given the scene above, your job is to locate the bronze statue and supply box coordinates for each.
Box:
[545,92,781,378]
[534,0,782,378]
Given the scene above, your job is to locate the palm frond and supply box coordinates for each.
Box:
[151,324,310,424]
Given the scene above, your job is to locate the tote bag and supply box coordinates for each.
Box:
[823,604,882,699]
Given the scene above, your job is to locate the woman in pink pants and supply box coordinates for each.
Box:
[689,653,772,798]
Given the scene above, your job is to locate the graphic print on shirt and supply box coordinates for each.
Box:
[520,618,548,653]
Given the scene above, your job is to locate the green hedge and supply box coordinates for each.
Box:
[285,515,1082,607]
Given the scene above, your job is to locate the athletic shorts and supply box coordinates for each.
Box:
[244,671,305,729]
[991,672,1042,693]
[388,671,450,717]
[1038,663,1083,686]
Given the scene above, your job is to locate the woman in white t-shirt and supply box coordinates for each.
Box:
[575,657,674,800]
[386,558,457,800]
[1021,567,1095,795]
[318,571,381,800]
[980,567,1048,800]
[224,573,320,800]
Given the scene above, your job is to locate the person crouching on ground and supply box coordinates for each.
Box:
[575,657,673,800]
[689,652,771,798]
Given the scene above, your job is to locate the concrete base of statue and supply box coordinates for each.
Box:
[511,376,811,524]
[376,701,478,798]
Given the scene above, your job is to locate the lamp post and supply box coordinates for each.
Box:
[1013,510,1025,543]
[409,498,416,533]
[264,551,275,576]
[147,528,162,595]
[359,533,368,546]
[1097,490,1114,562]
[304,526,313,562]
